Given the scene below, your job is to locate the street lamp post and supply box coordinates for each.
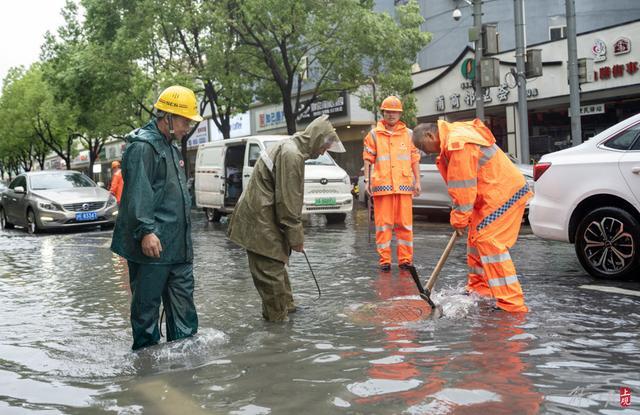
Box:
[472,0,485,121]
[566,0,582,146]
[514,0,529,163]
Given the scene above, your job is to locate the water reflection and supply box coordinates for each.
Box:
[0,212,639,414]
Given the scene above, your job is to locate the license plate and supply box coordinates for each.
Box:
[75,212,98,221]
[314,197,336,206]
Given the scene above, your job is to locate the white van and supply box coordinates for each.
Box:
[194,135,353,223]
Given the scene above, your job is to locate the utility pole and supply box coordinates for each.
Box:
[514,0,529,163]
[473,0,485,121]
[566,0,582,146]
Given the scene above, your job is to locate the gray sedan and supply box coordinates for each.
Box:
[358,153,534,214]
[0,170,118,234]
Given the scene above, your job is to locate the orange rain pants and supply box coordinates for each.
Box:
[467,202,528,312]
[373,194,413,266]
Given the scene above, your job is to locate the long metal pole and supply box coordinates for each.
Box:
[566,0,582,146]
[473,0,485,120]
[514,0,529,164]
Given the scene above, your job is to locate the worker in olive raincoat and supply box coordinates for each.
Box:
[227,115,346,322]
[412,119,532,312]
[111,85,202,350]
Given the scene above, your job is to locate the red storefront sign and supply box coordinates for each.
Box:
[593,61,639,81]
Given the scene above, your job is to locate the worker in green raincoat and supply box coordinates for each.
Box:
[111,85,202,350]
[227,115,346,322]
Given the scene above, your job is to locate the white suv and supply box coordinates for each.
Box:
[529,113,640,279]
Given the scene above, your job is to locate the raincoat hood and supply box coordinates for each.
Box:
[438,118,496,152]
[292,115,337,159]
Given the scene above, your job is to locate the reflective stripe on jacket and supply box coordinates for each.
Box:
[362,121,420,196]
[435,118,532,232]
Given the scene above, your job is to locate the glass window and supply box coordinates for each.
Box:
[9,176,26,190]
[305,153,335,166]
[30,173,95,190]
[604,124,640,150]
[247,143,261,167]
[419,153,438,164]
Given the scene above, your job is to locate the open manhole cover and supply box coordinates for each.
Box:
[349,299,433,325]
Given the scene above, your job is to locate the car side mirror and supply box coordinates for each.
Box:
[248,157,259,167]
[14,186,25,194]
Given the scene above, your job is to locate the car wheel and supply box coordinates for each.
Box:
[205,208,222,222]
[26,209,39,235]
[574,207,640,279]
[0,207,15,229]
[325,213,346,224]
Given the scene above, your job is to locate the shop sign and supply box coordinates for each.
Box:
[436,85,539,112]
[592,39,607,62]
[229,112,251,138]
[578,103,605,116]
[186,121,209,149]
[255,104,287,132]
[613,37,631,55]
[593,61,639,81]
[296,91,347,123]
[460,58,475,80]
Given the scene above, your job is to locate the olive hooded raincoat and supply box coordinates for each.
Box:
[227,116,336,262]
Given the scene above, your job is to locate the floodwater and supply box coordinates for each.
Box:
[1,210,639,414]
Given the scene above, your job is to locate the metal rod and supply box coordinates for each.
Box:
[302,249,321,299]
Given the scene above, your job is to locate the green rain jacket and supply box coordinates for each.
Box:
[227,116,336,263]
[111,120,193,264]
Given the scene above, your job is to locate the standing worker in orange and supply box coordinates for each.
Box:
[362,96,421,272]
[109,160,123,204]
[412,119,532,312]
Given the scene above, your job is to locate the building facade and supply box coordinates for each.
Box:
[412,19,640,161]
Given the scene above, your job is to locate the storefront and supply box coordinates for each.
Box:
[251,91,375,176]
[413,20,640,162]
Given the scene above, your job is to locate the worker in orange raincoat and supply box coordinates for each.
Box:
[412,119,532,312]
[109,160,124,204]
[362,96,421,272]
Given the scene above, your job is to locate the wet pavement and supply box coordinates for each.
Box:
[1,209,639,414]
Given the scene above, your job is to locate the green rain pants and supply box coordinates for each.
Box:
[246,250,295,322]
[127,261,198,350]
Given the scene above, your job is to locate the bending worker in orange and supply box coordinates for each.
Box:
[412,119,532,312]
[363,96,421,271]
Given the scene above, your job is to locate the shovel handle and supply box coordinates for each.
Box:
[424,231,459,291]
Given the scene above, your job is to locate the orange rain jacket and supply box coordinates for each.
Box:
[362,121,420,196]
[435,119,532,235]
[110,169,124,204]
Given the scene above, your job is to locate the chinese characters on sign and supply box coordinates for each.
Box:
[613,37,631,55]
[593,60,639,81]
[296,92,347,123]
[578,103,605,116]
[435,86,538,111]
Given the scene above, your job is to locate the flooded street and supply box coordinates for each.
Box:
[1,209,639,414]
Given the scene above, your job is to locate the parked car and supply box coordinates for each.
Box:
[529,113,640,279]
[0,170,118,234]
[358,153,534,214]
[195,135,353,224]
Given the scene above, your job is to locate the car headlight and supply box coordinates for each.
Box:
[37,200,62,211]
[107,194,117,207]
[343,175,350,185]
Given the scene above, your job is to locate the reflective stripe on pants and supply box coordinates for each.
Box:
[467,202,528,312]
[373,193,413,265]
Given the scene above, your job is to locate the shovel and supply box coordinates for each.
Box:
[407,231,459,318]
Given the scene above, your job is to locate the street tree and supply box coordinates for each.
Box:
[0,65,73,172]
[227,0,430,134]
[41,0,154,176]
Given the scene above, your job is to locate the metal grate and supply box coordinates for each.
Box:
[63,201,105,212]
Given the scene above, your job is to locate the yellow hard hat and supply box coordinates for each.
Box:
[154,85,203,122]
[380,96,403,112]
